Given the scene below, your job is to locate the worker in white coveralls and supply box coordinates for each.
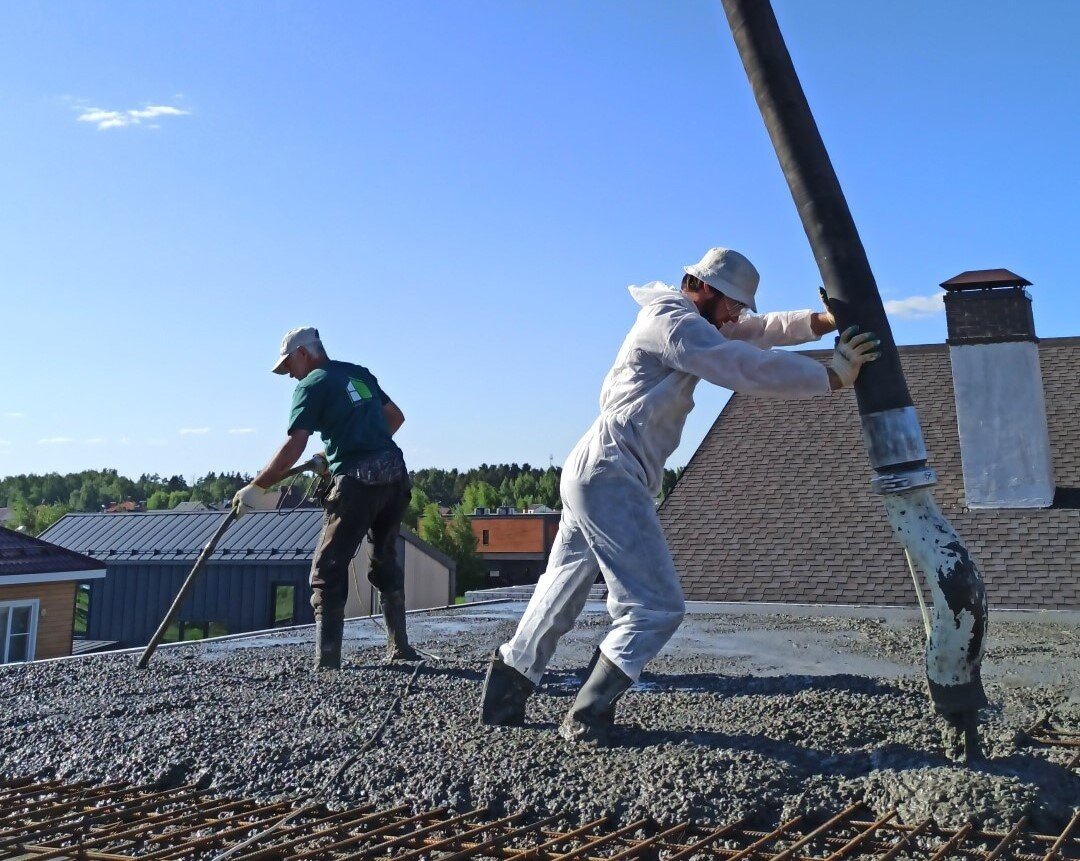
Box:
[478,247,881,743]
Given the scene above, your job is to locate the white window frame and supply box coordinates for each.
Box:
[0,599,39,664]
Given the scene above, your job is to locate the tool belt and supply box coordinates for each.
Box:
[343,449,408,485]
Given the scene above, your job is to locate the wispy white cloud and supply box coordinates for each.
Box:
[76,103,190,131]
[228,427,256,435]
[129,106,187,120]
[884,294,944,320]
[39,436,75,445]
[83,437,107,445]
[179,427,210,435]
[5,412,24,419]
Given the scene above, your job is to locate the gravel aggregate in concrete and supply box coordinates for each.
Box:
[1,606,1077,833]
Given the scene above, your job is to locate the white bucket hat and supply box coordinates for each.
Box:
[272,326,321,374]
[683,247,759,312]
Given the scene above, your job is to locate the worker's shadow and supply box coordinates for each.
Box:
[608,724,1080,811]
[624,670,904,698]
[579,671,1080,803]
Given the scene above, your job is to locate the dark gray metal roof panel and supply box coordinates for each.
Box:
[41,510,326,562]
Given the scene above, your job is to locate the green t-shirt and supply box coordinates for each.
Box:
[288,360,400,475]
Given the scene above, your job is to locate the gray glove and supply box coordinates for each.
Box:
[830,325,880,387]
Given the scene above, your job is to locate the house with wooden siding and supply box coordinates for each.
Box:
[41,509,455,648]
[464,508,561,586]
[0,529,105,663]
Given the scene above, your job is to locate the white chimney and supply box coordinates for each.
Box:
[943,269,1054,508]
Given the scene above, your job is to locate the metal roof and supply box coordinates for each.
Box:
[40,509,455,568]
[940,269,1032,290]
[41,510,326,563]
[0,529,106,578]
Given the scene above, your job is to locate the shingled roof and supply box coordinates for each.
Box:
[659,336,1080,610]
[0,528,105,582]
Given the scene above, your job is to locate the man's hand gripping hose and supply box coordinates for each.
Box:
[829,325,880,388]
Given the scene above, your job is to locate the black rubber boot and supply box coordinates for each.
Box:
[581,647,618,723]
[559,648,632,744]
[478,651,535,726]
[314,611,344,671]
[381,591,421,661]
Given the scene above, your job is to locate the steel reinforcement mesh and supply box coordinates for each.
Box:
[0,720,1076,861]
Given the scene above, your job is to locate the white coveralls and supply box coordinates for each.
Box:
[499,282,832,683]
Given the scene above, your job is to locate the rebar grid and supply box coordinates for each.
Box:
[1023,718,1080,772]
[0,778,1077,861]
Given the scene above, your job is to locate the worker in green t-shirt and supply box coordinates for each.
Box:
[232,327,420,669]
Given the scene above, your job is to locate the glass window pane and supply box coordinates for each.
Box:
[11,606,31,636]
[74,585,91,637]
[273,585,296,627]
[8,633,28,663]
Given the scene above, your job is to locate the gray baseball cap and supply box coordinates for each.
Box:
[272,327,321,374]
[683,247,760,312]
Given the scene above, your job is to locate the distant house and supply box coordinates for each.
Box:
[659,270,1080,610]
[104,501,143,514]
[464,507,562,586]
[41,510,455,648]
[171,501,210,513]
[0,529,105,663]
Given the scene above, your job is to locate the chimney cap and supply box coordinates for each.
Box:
[940,269,1032,291]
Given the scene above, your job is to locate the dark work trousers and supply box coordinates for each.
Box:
[309,474,411,618]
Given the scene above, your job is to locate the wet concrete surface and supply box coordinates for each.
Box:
[2,602,1077,832]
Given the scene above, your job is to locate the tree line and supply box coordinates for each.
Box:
[1,463,683,596]
[0,469,251,535]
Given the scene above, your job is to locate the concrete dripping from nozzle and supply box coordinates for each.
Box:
[883,488,988,761]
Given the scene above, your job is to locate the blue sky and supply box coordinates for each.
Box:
[3,1,1078,483]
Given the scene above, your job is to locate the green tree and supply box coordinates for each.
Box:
[417,503,453,556]
[657,467,685,503]
[416,503,488,596]
[405,486,431,531]
[146,490,170,510]
[538,467,561,509]
[447,509,487,594]
[511,472,540,509]
[167,490,190,509]
[4,499,71,536]
[460,480,500,513]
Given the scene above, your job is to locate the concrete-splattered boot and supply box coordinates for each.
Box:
[941,710,983,763]
[478,651,535,726]
[559,648,632,744]
[314,610,344,671]
[381,591,421,661]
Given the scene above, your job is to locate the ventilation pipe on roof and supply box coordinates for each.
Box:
[721,0,987,761]
[943,271,1054,508]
